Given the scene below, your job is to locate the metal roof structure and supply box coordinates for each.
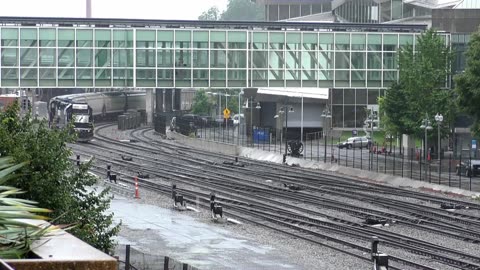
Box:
[0,16,427,33]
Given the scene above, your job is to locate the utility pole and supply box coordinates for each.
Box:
[86,0,92,18]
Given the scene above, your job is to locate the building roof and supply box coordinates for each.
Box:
[403,0,462,9]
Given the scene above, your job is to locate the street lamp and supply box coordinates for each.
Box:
[435,113,443,177]
[238,90,244,145]
[274,104,294,164]
[420,114,433,181]
[321,106,332,163]
[242,98,261,146]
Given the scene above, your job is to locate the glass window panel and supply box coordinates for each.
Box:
[228,70,247,80]
[286,33,301,50]
[252,69,267,80]
[210,70,226,80]
[39,68,56,86]
[253,32,267,49]
[279,5,289,20]
[228,32,246,49]
[269,32,285,49]
[95,68,112,86]
[58,68,75,82]
[193,31,209,48]
[290,4,300,18]
[351,71,366,87]
[302,51,317,69]
[383,71,397,85]
[157,49,173,67]
[20,29,37,47]
[356,89,367,104]
[319,33,334,50]
[136,49,155,67]
[367,52,382,69]
[269,4,279,20]
[318,51,333,69]
[113,30,133,48]
[227,51,246,68]
[77,69,93,86]
[383,52,396,69]
[39,29,56,47]
[95,29,111,47]
[319,70,334,81]
[368,34,382,51]
[95,49,110,67]
[77,29,93,47]
[176,31,191,42]
[268,69,284,81]
[2,48,18,66]
[58,48,75,67]
[399,35,413,46]
[2,28,18,46]
[286,69,301,80]
[136,69,156,87]
[77,49,93,67]
[344,89,355,104]
[2,68,19,81]
[344,105,356,128]
[335,51,350,69]
[335,70,350,87]
[302,70,317,80]
[383,34,398,51]
[368,89,380,104]
[175,50,191,68]
[332,89,343,104]
[137,30,155,41]
[351,52,365,69]
[211,31,225,48]
[20,48,37,66]
[301,4,310,16]
[335,34,350,50]
[367,71,382,87]
[113,69,134,86]
[157,31,174,48]
[39,48,56,67]
[332,105,343,128]
[192,69,208,81]
[210,50,226,68]
[286,50,301,69]
[269,50,284,69]
[113,49,133,67]
[352,34,366,50]
[252,51,267,69]
[58,29,74,47]
[303,33,317,50]
[157,69,173,80]
[20,68,37,86]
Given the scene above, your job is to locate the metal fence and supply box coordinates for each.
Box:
[191,123,479,192]
[118,244,198,270]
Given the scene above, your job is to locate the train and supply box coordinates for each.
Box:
[49,89,195,142]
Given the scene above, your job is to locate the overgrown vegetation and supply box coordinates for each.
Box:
[0,101,120,254]
[199,0,264,21]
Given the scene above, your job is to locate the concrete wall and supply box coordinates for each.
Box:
[433,9,480,33]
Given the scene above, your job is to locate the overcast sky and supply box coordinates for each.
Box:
[0,0,228,20]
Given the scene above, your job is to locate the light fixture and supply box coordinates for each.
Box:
[279,107,285,114]
[274,115,279,119]
[435,113,443,122]
[256,102,261,109]
[289,107,295,113]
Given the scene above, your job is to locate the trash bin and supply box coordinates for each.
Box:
[253,129,269,144]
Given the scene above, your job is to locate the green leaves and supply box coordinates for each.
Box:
[380,29,455,138]
[454,27,480,137]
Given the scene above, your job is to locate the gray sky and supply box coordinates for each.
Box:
[0,0,228,20]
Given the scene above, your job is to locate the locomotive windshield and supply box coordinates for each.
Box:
[74,114,90,123]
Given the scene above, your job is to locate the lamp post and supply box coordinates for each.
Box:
[274,104,294,164]
[420,114,433,181]
[242,98,261,146]
[238,90,244,145]
[435,113,443,177]
[321,106,332,163]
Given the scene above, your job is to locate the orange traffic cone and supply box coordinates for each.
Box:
[134,176,140,199]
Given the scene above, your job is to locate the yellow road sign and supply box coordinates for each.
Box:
[223,108,231,119]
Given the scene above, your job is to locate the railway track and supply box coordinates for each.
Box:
[69,124,480,270]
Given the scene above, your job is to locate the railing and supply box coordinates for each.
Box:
[0,260,14,270]
[187,122,477,192]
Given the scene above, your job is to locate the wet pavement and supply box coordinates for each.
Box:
[109,194,299,270]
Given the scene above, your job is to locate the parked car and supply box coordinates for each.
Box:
[456,159,480,177]
[338,136,371,149]
[232,114,244,125]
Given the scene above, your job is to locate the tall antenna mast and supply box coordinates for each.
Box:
[86,0,92,18]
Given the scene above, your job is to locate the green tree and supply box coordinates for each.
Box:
[198,6,220,21]
[455,28,480,137]
[379,29,454,139]
[192,90,212,115]
[199,0,264,21]
[0,101,120,254]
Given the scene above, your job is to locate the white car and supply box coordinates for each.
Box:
[232,114,244,125]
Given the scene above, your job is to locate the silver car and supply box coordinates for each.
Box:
[338,136,371,149]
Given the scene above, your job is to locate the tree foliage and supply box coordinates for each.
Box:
[192,90,212,115]
[198,0,264,21]
[379,29,454,138]
[198,6,220,21]
[0,101,120,254]
[455,28,480,137]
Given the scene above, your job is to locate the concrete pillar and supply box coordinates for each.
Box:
[146,89,154,125]
[164,89,173,112]
[155,89,164,113]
